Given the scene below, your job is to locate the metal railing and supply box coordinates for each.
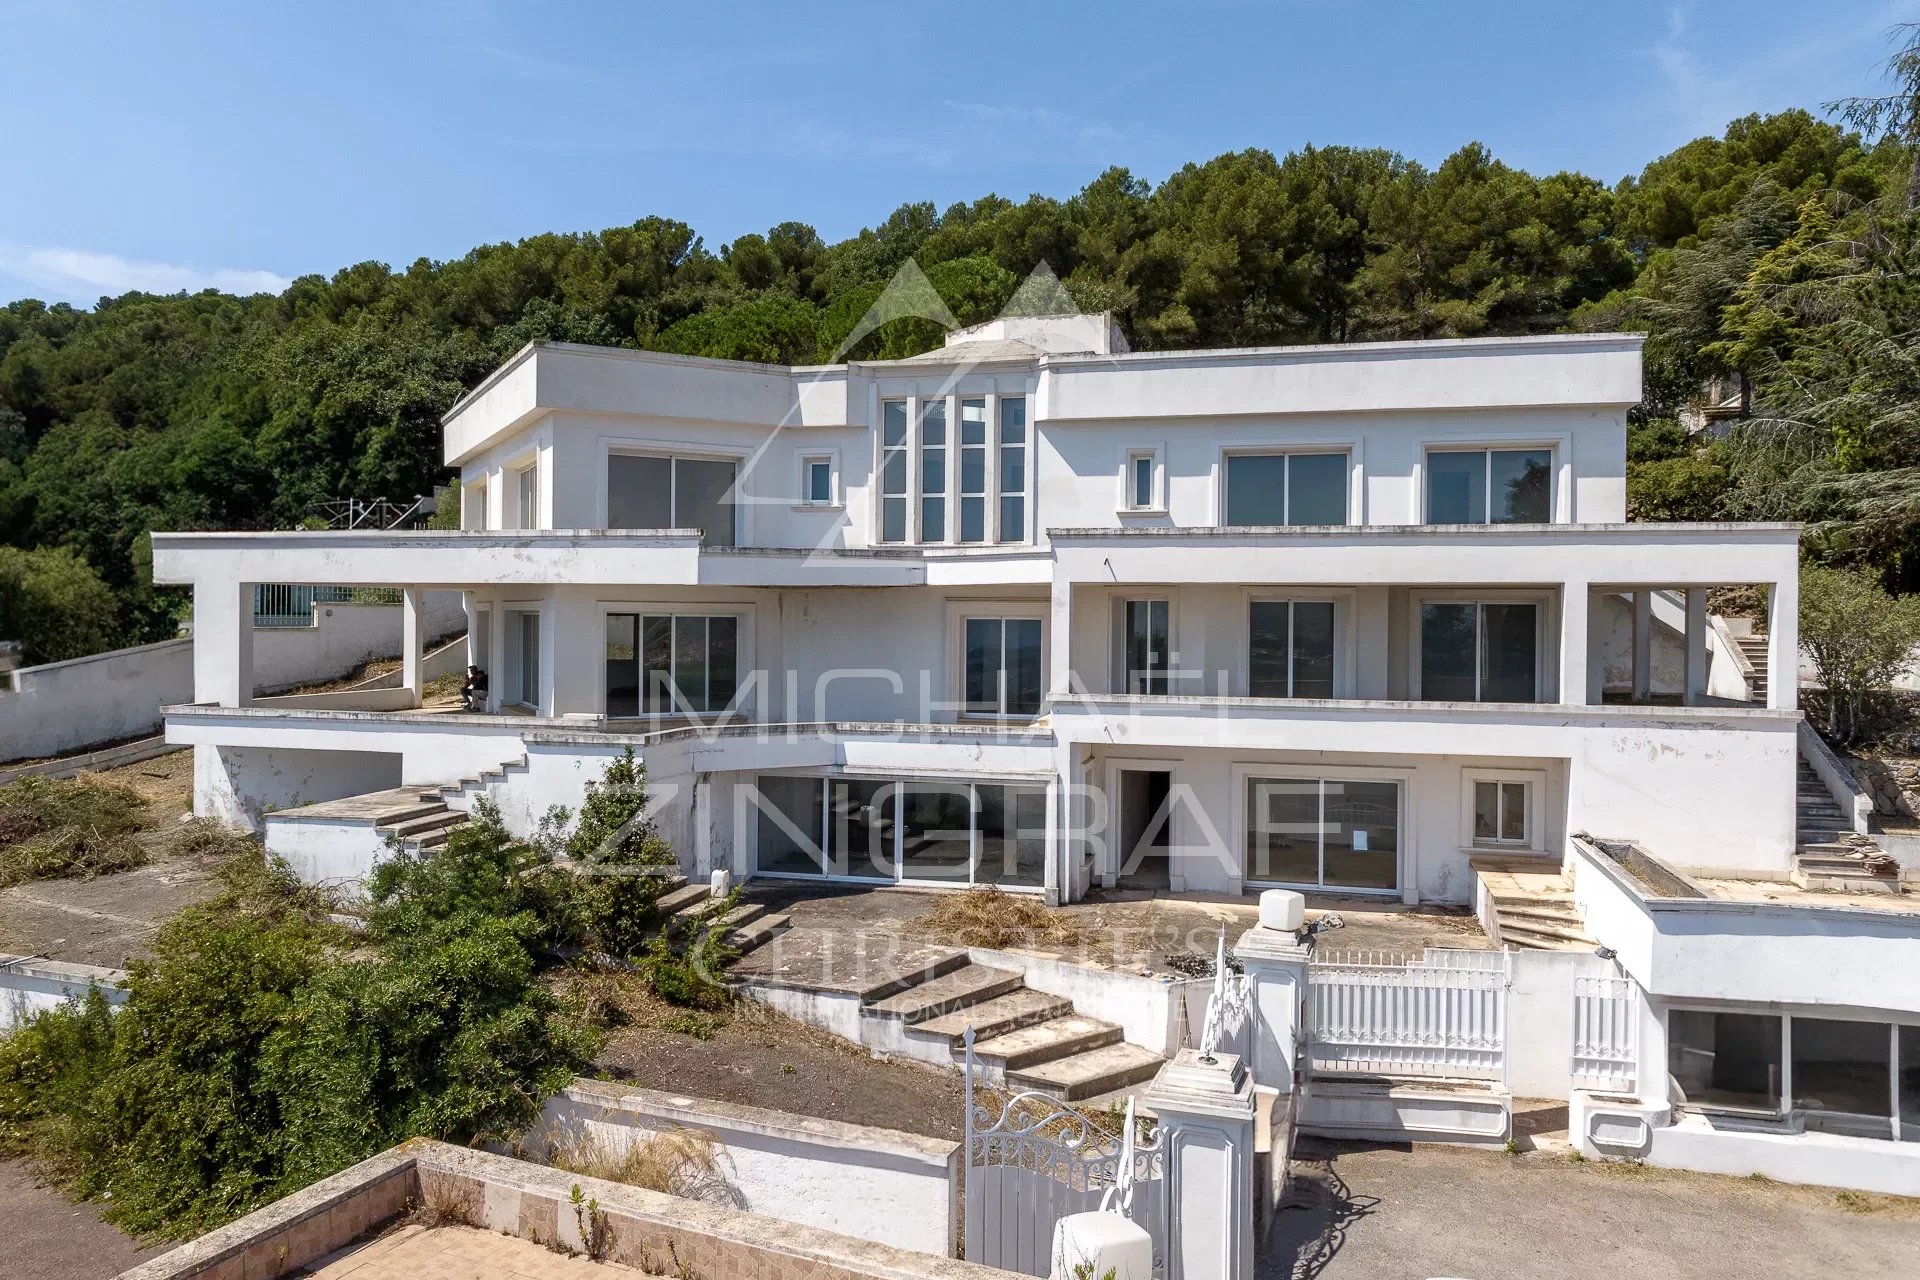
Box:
[1306,947,1511,1081]
[1571,974,1639,1093]
[304,495,434,530]
[252,585,404,628]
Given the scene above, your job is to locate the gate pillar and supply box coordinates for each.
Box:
[1235,927,1310,1094]
[1143,1049,1256,1280]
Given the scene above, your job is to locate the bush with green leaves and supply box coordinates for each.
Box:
[0,546,121,665]
[1800,564,1920,742]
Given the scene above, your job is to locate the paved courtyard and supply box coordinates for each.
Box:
[311,1223,649,1278]
[1265,1140,1920,1280]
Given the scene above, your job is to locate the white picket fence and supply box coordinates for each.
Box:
[1306,948,1510,1081]
[1571,974,1639,1093]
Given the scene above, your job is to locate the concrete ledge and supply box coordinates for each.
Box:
[1299,1076,1512,1146]
[0,737,178,785]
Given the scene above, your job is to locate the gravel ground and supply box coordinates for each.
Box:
[0,1159,165,1280]
[1265,1138,1920,1280]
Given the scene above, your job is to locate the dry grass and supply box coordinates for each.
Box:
[547,1126,736,1205]
[915,886,1083,950]
[0,774,151,886]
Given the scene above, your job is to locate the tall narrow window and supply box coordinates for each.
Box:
[998,396,1028,543]
[1248,601,1336,698]
[1419,602,1539,702]
[1122,599,1170,695]
[517,612,541,707]
[1127,450,1158,511]
[880,400,909,543]
[919,398,947,541]
[515,463,539,530]
[803,457,833,506]
[1427,448,1552,523]
[606,613,738,715]
[1224,453,1348,525]
[959,398,988,543]
[964,617,1043,716]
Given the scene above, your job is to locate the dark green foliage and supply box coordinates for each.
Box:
[0,545,120,664]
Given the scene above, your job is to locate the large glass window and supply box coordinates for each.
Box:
[880,401,909,543]
[960,399,988,543]
[515,463,540,530]
[1246,776,1399,891]
[756,776,1046,888]
[1224,453,1348,526]
[605,613,738,715]
[1248,600,1336,698]
[1419,602,1538,702]
[999,396,1028,543]
[1427,448,1552,523]
[1668,1010,1783,1113]
[965,617,1043,717]
[1794,1018,1893,1136]
[515,611,541,707]
[1122,599,1170,695]
[919,398,948,541]
[607,454,737,546]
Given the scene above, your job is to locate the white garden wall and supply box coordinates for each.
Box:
[0,638,193,763]
[527,1079,962,1257]
[0,956,127,1031]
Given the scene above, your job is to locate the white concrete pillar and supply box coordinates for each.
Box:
[1143,1050,1257,1280]
[402,587,425,709]
[1684,587,1709,706]
[1631,591,1652,702]
[1049,577,1074,699]
[1558,580,1589,705]
[1767,573,1799,712]
[192,580,254,708]
[487,605,507,713]
[1044,758,1067,906]
[1234,927,1310,1095]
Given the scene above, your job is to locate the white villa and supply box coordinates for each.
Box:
[150,313,1920,1191]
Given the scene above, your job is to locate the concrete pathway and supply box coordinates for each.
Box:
[0,1159,164,1280]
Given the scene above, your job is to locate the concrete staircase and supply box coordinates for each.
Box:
[421,755,529,813]
[1734,631,1770,704]
[1471,855,1598,952]
[858,958,1165,1101]
[654,878,792,955]
[1793,758,1902,894]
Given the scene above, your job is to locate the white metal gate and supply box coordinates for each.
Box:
[1306,948,1510,1080]
[1571,974,1639,1093]
[962,1030,1166,1277]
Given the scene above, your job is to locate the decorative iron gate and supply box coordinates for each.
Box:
[962,1029,1166,1277]
[1306,948,1511,1080]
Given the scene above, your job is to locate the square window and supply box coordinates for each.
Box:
[1472,779,1530,845]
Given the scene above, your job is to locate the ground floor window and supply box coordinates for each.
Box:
[1668,1008,1920,1141]
[751,774,1045,888]
[1471,777,1532,846]
[1245,775,1399,892]
[605,613,738,715]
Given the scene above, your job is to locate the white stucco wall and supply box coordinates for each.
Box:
[0,957,127,1031]
[192,743,403,830]
[250,592,466,694]
[526,1080,961,1257]
[0,638,193,763]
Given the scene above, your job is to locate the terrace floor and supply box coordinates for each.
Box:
[310,1223,651,1279]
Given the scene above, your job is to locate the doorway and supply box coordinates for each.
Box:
[1116,768,1173,890]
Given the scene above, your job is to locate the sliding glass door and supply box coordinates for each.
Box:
[752,776,1045,888]
[1246,775,1400,892]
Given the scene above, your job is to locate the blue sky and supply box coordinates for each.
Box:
[2,0,1916,307]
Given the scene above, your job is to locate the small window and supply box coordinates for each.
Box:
[802,457,834,506]
[1125,450,1160,511]
[998,397,1028,543]
[1224,453,1348,525]
[1472,779,1530,845]
[1427,448,1552,523]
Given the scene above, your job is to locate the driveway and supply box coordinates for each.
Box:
[1264,1140,1920,1280]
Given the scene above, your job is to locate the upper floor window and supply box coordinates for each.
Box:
[605,612,739,716]
[1120,597,1170,695]
[801,455,836,507]
[514,462,539,530]
[963,616,1043,717]
[1123,446,1165,513]
[1418,601,1539,702]
[1224,452,1348,525]
[878,395,1029,545]
[607,453,737,546]
[1426,448,1551,524]
[1249,600,1336,698]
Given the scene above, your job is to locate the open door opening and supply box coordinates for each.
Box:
[1116,768,1173,890]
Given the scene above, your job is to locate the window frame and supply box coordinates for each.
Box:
[1459,767,1546,852]
[1234,762,1411,897]
[598,601,753,719]
[1119,444,1167,514]
[1219,448,1353,527]
[875,391,1033,547]
[1422,445,1557,525]
[1243,592,1348,698]
[601,443,746,544]
[1408,590,1551,703]
[947,601,1048,720]
[1113,595,1175,696]
[797,451,840,509]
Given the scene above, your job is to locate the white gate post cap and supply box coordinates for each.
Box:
[1050,1211,1153,1280]
[1258,888,1304,932]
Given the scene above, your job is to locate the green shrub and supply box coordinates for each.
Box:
[0,775,149,886]
[567,748,675,867]
[0,547,121,666]
[639,930,735,1011]
[1800,564,1920,742]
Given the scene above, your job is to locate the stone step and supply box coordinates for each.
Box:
[407,823,464,852]
[1496,916,1594,944]
[912,988,1075,1044]
[964,1015,1124,1071]
[1009,1043,1166,1101]
[864,964,1027,1024]
[654,882,709,916]
[712,901,769,933]
[1499,926,1599,952]
[726,913,790,954]
[1494,905,1586,928]
[379,809,465,840]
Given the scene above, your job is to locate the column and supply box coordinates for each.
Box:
[1684,587,1708,706]
[1233,926,1310,1095]
[1767,573,1799,712]
[193,580,254,708]
[401,587,425,709]
[1049,577,1074,699]
[1558,580,1589,705]
[1631,591,1652,702]
[1142,1050,1257,1280]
